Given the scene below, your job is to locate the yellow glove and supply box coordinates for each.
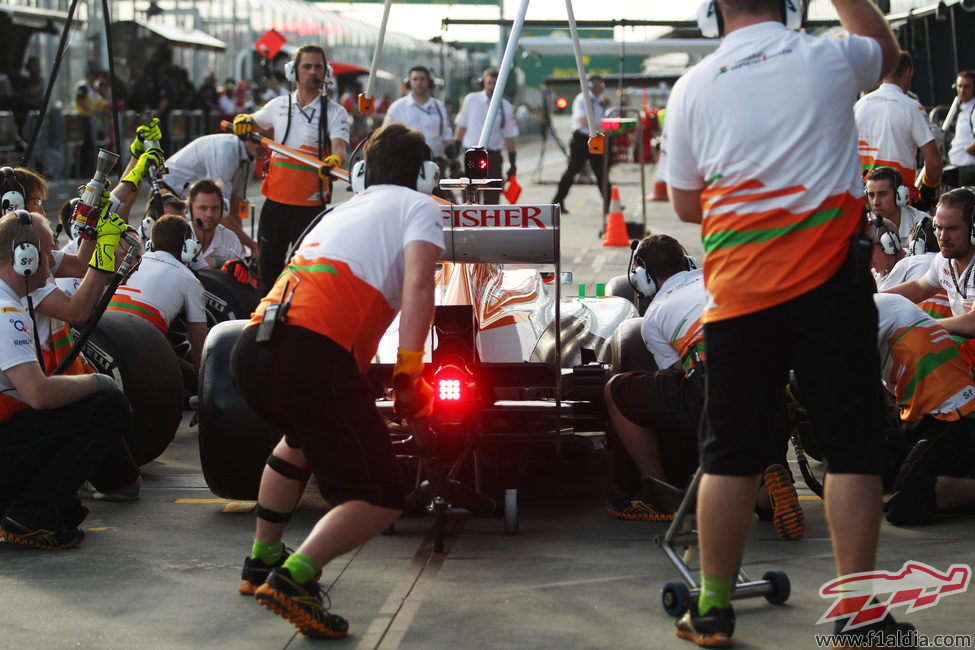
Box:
[130,118,162,157]
[232,114,253,137]
[393,349,433,419]
[122,148,163,188]
[317,155,342,180]
[89,213,127,273]
[394,348,424,378]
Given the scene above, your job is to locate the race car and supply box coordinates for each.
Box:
[197,202,645,529]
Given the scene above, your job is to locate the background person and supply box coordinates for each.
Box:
[453,68,518,205]
[552,74,609,216]
[229,124,443,638]
[948,70,975,186]
[658,0,902,645]
[232,44,349,286]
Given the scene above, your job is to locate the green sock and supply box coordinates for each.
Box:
[251,539,283,565]
[283,552,320,585]
[698,573,733,614]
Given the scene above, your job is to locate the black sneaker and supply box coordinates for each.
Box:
[254,567,349,638]
[606,476,685,522]
[0,516,85,550]
[832,614,916,649]
[240,550,323,596]
[675,601,735,647]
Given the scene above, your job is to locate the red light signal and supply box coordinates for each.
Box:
[464,147,490,179]
[555,96,568,110]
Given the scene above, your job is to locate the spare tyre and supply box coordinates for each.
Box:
[79,311,184,466]
[198,269,261,323]
[198,319,279,500]
[610,317,655,375]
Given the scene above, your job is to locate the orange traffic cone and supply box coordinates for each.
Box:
[602,186,629,247]
[651,178,668,201]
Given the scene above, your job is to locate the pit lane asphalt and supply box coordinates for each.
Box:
[9,122,974,648]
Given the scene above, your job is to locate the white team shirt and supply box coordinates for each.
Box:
[854,83,934,175]
[118,250,206,325]
[571,91,605,135]
[161,134,252,200]
[889,204,927,248]
[383,95,453,157]
[641,269,706,370]
[0,279,40,403]
[455,91,518,150]
[923,253,975,316]
[878,252,936,290]
[189,224,244,271]
[251,90,350,151]
[948,98,975,167]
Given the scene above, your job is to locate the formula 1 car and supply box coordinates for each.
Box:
[198,202,644,536]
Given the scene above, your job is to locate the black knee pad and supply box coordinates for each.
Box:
[266,454,311,482]
[255,503,293,524]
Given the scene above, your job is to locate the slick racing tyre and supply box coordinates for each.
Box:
[80,311,184,466]
[610,317,655,375]
[198,268,261,323]
[604,274,650,316]
[198,319,279,500]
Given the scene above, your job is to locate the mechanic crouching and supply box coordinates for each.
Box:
[0,211,139,550]
[229,123,443,638]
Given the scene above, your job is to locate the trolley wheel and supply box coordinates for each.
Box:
[661,582,691,617]
[762,570,791,605]
[503,488,519,535]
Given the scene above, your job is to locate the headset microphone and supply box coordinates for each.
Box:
[196,218,204,228]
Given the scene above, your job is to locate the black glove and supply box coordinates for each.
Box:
[444,140,460,160]
[916,182,938,213]
[506,150,517,178]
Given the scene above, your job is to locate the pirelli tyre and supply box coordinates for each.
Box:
[79,311,184,466]
[610,317,655,375]
[198,268,261,323]
[198,319,278,500]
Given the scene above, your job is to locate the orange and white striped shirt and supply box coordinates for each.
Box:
[250,184,444,373]
[875,293,975,421]
[641,269,705,373]
[108,251,205,334]
[659,22,882,323]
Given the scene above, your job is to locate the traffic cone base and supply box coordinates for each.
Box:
[603,186,629,247]
[651,180,668,201]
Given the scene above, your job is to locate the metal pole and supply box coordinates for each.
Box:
[477,0,530,148]
[359,0,392,113]
[565,0,601,149]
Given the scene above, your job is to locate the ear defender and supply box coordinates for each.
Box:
[11,209,39,277]
[350,160,366,194]
[181,238,201,266]
[629,262,658,299]
[416,160,441,195]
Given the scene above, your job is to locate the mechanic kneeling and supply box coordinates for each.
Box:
[229,123,443,638]
[0,211,139,550]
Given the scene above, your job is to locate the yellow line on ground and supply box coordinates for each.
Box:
[174,498,229,504]
[799,495,822,501]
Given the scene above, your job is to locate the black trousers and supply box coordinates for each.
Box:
[554,131,609,213]
[257,198,326,289]
[0,391,138,529]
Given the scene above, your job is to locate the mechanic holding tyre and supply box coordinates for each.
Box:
[658,0,904,646]
[229,123,443,638]
[231,44,349,288]
[0,210,140,550]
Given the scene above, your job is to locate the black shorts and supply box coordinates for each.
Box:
[701,256,886,476]
[231,323,405,510]
[885,416,975,525]
[609,369,703,441]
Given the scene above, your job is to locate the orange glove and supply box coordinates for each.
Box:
[393,348,433,418]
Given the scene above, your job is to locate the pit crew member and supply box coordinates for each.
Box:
[854,51,942,206]
[0,210,139,550]
[658,0,901,644]
[552,74,609,216]
[604,235,803,541]
[186,179,244,272]
[453,68,518,205]
[229,123,443,638]
[864,166,929,247]
[232,44,350,285]
[947,70,975,186]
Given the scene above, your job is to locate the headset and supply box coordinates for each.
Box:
[350,158,440,195]
[1,166,25,214]
[628,238,697,299]
[698,0,804,38]
[870,214,900,256]
[404,66,436,92]
[909,216,936,256]
[180,219,201,266]
[11,209,39,277]
[284,51,333,89]
[865,166,910,208]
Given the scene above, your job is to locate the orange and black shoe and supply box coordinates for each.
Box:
[254,567,349,639]
[675,601,735,647]
[0,516,85,550]
[240,554,286,595]
[764,464,805,541]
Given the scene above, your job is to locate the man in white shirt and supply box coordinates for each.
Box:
[552,74,609,215]
[864,166,928,246]
[454,68,518,205]
[854,51,942,205]
[186,179,244,271]
[159,133,261,256]
[384,66,454,200]
[948,70,975,186]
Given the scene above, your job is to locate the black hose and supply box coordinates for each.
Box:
[21,0,81,166]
